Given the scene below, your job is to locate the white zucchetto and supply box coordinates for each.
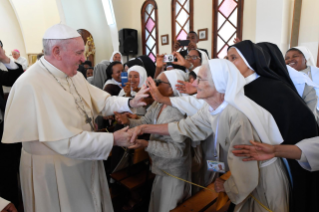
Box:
[43,24,81,40]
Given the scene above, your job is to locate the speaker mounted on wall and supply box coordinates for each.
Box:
[119,28,138,55]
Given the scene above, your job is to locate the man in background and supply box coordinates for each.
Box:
[173,31,209,58]
[11,49,28,70]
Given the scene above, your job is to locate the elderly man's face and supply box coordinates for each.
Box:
[12,51,20,60]
[60,37,85,77]
[193,65,216,99]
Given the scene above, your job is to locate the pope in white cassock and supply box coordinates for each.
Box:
[1,24,148,212]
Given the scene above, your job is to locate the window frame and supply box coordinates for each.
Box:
[212,0,244,58]
[171,0,194,51]
[141,0,159,60]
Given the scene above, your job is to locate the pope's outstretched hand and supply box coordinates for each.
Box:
[113,126,133,147]
[129,85,149,108]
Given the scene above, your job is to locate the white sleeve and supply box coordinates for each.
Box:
[87,81,132,116]
[3,58,19,69]
[21,60,28,70]
[296,137,319,171]
[44,131,114,160]
[0,197,10,211]
[170,95,205,116]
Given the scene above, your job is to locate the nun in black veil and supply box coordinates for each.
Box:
[227,40,319,212]
[257,42,318,114]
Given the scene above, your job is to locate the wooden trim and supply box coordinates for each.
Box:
[161,34,169,45]
[171,0,194,51]
[212,0,218,58]
[212,0,244,58]
[198,28,208,41]
[237,0,244,40]
[141,0,159,57]
[290,0,303,48]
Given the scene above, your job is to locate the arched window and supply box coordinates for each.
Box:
[141,0,159,62]
[171,0,194,50]
[212,0,244,58]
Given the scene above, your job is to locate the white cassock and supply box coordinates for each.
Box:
[15,56,28,70]
[2,57,132,212]
[296,137,319,172]
[0,197,10,211]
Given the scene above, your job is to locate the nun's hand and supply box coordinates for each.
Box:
[214,178,225,193]
[128,125,145,144]
[123,82,131,96]
[129,85,149,108]
[128,139,149,149]
[232,141,275,162]
[156,54,166,69]
[114,112,130,125]
[172,52,191,69]
[2,203,18,212]
[146,77,164,102]
[176,80,197,95]
[233,37,241,44]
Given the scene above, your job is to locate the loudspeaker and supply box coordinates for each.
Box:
[119,28,138,55]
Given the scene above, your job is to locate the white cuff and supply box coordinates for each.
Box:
[0,197,10,211]
[3,58,18,69]
[298,151,307,162]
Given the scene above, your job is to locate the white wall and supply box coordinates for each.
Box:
[242,0,256,42]
[298,0,319,64]
[255,0,293,54]
[0,0,26,58]
[60,0,114,64]
[10,0,60,54]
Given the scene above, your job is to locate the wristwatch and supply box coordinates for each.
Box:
[128,97,134,108]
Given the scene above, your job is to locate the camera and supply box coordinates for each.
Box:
[0,40,3,48]
[163,54,174,63]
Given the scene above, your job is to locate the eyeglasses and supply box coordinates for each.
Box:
[185,55,200,60]
[154,79,171,87]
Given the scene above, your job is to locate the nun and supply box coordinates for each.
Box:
[109,51,123,63]
[257,42,318,114]
[285,46,319,120]
[130,59,290,212]
[103,61,123,96]
[227,40,319,212]
[118,65,148,116]
[126,70,192,212]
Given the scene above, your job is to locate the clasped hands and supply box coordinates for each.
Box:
[113,125,148,149]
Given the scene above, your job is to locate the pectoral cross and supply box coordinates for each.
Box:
[85,113,94,131]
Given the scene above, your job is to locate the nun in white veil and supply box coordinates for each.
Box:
[164,59,289,212]
[109,51,123,63]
